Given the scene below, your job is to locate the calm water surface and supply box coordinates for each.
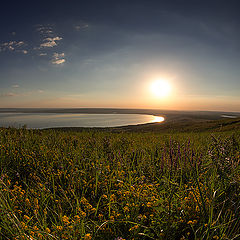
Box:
[0,113,164,129]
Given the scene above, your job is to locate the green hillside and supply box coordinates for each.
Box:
[0,122,239,239]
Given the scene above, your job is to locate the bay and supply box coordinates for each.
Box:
[0,113,164,129]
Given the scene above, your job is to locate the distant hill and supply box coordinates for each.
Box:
[116,116,240,133]
[49,117,240,133]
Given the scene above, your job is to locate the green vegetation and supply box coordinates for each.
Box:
[0,125,239,239]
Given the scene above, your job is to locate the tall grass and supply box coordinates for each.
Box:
[0,127,239,239]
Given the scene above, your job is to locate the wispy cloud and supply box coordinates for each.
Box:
[53,53,65,58]
[0,41,27,53]
[12,84,19,88]
[0,24,64,65]
[51,52,65,65]
[0,92,18,97]
[40,37,62,48]
[36,25,54,37]
[75,22,89,31]
[1,89,45,98]
[36,24,63,49]
[52,59,65,65]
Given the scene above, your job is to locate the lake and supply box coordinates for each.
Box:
[0,113,164,129]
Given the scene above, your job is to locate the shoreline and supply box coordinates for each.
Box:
[0,108,240,131]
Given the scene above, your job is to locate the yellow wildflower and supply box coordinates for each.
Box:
[21,221,27,230]
[80,210,87,217]
[62,215,70,225]
[56,226,63,231]
[34,198,39,209]
[110,194,116,202]
[146,202,152,207]
[123,206,130,212]
[74,215,81,222]
[25,198,31,206]
[84,233,92,240]
[129,225,139,231]
[33,226,39,230]
[23,215,30,221]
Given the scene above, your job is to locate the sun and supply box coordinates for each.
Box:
[150,79,171,98]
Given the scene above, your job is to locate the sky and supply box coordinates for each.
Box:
[0,0,239,111]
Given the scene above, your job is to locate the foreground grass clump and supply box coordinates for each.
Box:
[0,128,239,240]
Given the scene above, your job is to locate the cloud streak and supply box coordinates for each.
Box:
[0,90,45,98]
[51,52,65,65]
[36,24,63,49]
[0,92,18,97]
[40,37,62,48]
[36,25,54,36]
[52,59,65,64]
[0,41,27,53]
[75,22,89,31]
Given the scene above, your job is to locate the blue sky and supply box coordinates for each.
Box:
[0,0,239,111]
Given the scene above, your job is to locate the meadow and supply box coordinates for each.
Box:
[0,125,239,239]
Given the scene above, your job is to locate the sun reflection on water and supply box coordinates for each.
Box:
[151,116,165,123]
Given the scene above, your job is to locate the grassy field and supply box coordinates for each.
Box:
[0,122,240,239]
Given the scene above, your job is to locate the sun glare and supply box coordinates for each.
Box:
[151,116,165,123]
[150,79,172,98]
